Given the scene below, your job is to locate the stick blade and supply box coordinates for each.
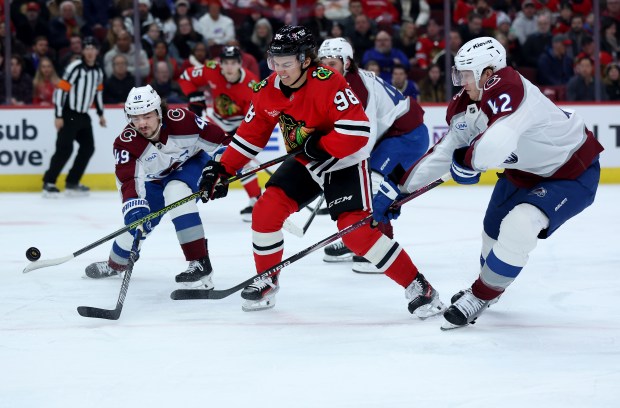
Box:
[170,288,233,300]
[77,306,120,320]
[23,255,74,273]
[282,219,304,237]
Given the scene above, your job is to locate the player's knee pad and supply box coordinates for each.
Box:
[164,180,197,218]
[495,203,549,266]
[252,187,298,233]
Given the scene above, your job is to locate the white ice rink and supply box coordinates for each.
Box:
[1,185,619,407]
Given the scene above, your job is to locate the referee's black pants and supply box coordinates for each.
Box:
[43,110,95,186]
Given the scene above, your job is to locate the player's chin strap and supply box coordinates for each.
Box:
[288,64,310,88]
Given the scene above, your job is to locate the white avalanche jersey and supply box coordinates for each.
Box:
[346,69,425,157]
[401,66,603,191]
[113,108,230,201]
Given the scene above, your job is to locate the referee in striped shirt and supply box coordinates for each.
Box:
[42,36,106,197]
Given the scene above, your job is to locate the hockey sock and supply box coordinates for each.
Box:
[252,187,298,272]
[242,175,261,199]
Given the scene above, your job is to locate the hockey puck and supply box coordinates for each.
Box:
[26,247,41,262]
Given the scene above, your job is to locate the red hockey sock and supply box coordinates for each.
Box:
[252,187,298,273]
[242,177,261,199]
[471,277,505,301]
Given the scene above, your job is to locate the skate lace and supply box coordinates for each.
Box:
[332,241,346,250]
[185,260,204,274]
[456,292,486,317]
[249,278,275,290]
[406,274,430,300]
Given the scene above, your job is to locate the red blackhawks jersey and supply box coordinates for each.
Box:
[401,66,603,191]
[178,60,258,133]
[113,108,230,201]
[219,65,371,179]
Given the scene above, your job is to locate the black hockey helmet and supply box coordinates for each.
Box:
[267,25,316,62]
[220,45,242,62]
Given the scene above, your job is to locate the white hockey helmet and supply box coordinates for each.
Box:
[452,36,506,89]
[124,85,162,123]
[318,37,354,72]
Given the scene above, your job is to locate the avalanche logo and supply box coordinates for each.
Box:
[278,113,314,152]
[167,108,186,121]
[503,152,518,164]
[484,75,501,90]
[529,187,547,198]
[120,128,137,142]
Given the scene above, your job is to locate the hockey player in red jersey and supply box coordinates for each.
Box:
[318,37,431,273]
[178,46,261,221]
[85,85,231,288]
[372,37,604,329]
[199,25,446,315]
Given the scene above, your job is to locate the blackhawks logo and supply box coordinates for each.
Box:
[312,66,334,80]
[215,94,240,116]
[253,79,268,92]
[279,113,314,152]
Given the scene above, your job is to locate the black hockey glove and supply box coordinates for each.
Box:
[199,160,232,203]
[188,91,206,116]
[303,134,331,161]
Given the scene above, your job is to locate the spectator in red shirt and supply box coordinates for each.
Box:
[32,56,59,105]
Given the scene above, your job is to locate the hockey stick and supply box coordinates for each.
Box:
[77,229,143,320]
[282,194,325,238]
[23,151,299,273]
[171,173,451,301]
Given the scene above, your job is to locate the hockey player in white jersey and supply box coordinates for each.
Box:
[318,37,431,273]
[372,37,604,329]
[84,85,231,288]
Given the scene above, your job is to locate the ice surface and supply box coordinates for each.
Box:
[1,186,619,407]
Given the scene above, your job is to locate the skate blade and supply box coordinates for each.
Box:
[179,279,214,290]
[351,262,386,274]
[440,321,467,331]
[241,297,276,312]
[322,254,354,263]
[42,192,61,199]
[414,300,447,320]
[65,191,90,198]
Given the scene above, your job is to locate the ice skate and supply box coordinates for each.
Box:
[85,261,125,279]
[241,275,279,312]
[323,241,354,262]
[450,288,500,306]
[42,183,61,198]
[405,273,446,319]
[175,256,214,289]
[240,197,258,223]
[65,183,90,197]
[351,255,385,274]
[442,289,494,330]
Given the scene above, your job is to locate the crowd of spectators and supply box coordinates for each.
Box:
[2,0,620,105]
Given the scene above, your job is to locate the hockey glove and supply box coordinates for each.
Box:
[122,198,152,238]
[303,134,331,161]
[199,160,231,202]
[372,177,402,225]
[188,91,206,117]
[451,147,480,185]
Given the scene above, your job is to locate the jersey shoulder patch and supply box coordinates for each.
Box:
[205,60,218,70]
[311,65,335,81]
[114,126,148,155]
[253,78,268,93]
[479,67,524,121]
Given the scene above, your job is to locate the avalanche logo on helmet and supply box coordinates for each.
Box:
[278,113,314,152]
[312,66,333,80]
[253,79,268,93]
